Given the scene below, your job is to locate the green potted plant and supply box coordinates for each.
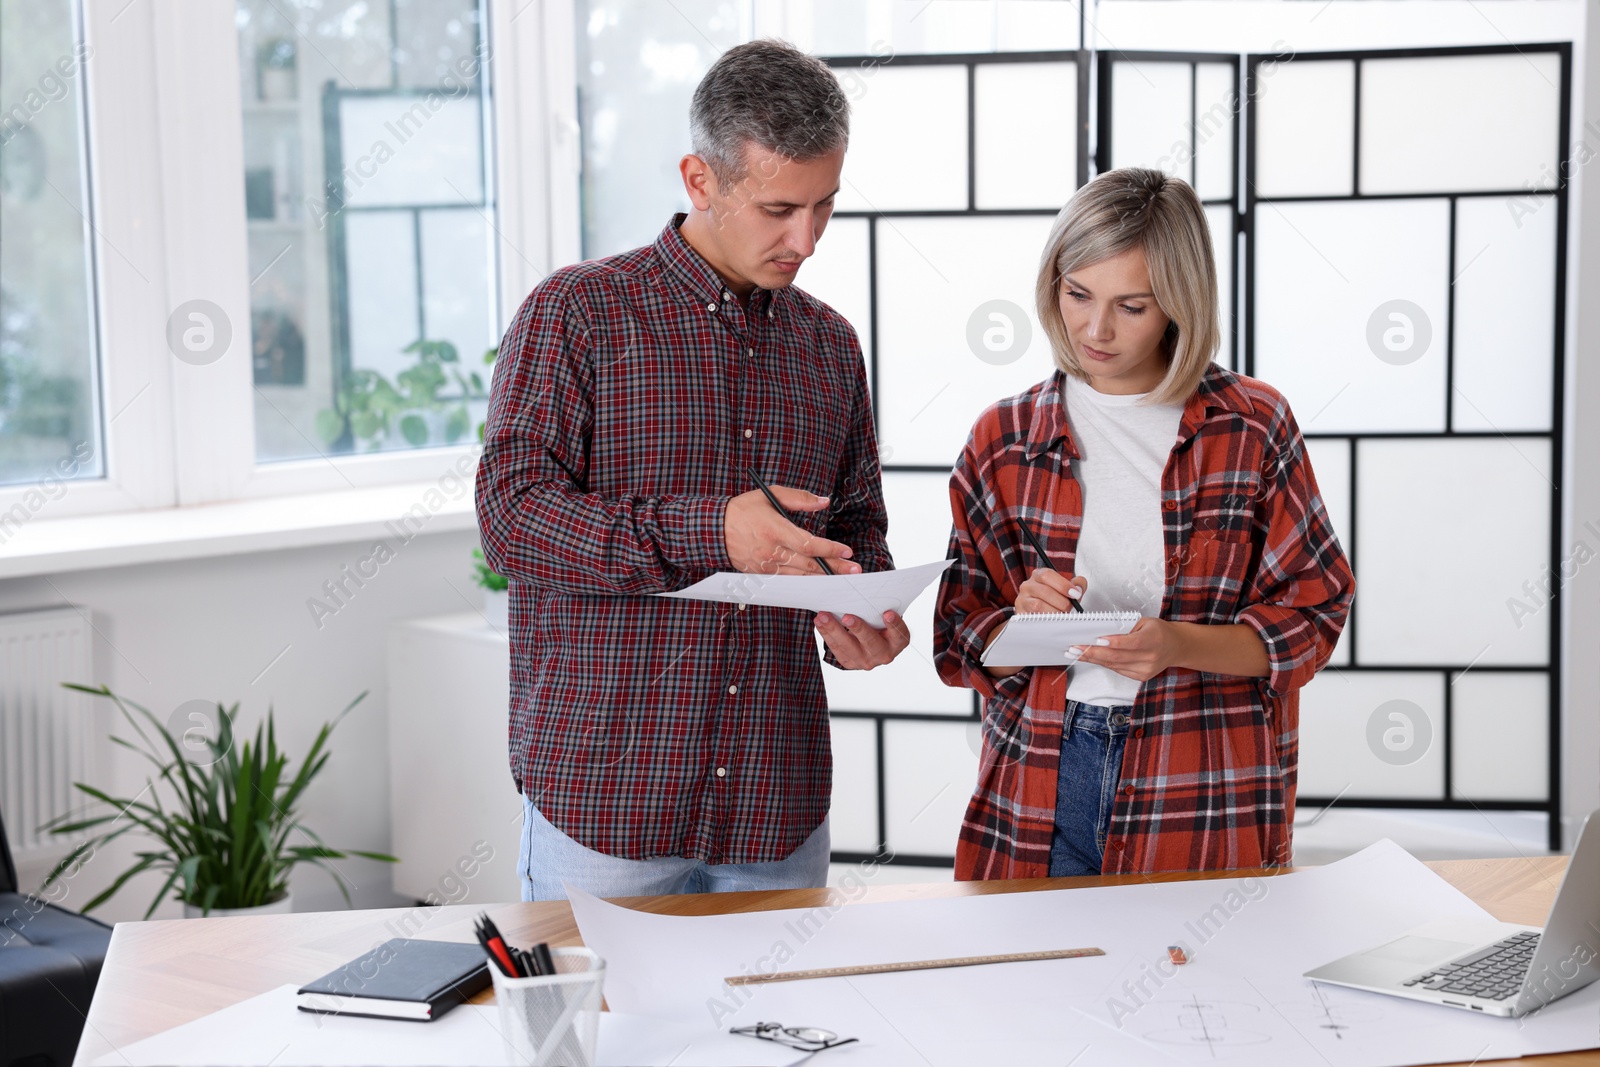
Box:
[316,339,490,453]
[472,344,510,627]
[39,684,397,918]
[474,344,497,444]
[473,547,509,631]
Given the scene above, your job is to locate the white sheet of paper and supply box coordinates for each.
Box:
[90,984,808,1067]
[567,842,1600,1067]
[656,559,954,627]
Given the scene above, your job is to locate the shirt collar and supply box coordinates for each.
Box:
[1177,361,1255,442]
[1022,362,1254,460]
[656,213,781,320]
[1022,370,1076,461]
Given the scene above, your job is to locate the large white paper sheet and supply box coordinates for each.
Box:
[90,984,808,1067]
[656,559,954,626]
[567,843,1600,1066]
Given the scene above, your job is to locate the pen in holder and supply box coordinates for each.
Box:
[490,947,606,1067]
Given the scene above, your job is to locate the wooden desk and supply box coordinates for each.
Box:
[72,856,1590,1066]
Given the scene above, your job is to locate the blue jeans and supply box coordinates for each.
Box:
[517,795,831,901]
[1049,700,1132,877]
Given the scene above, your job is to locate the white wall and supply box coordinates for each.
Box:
[1,526,489,921]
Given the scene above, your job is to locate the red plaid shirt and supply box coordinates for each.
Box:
[475,215,890,864]
[934,365,1354,878]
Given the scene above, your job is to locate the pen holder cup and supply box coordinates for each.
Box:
[490,948,606,1067]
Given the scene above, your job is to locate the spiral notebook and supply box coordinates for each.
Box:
[980,611,1141,667]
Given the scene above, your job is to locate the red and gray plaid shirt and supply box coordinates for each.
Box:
[934,364,1354,878]
[475,215,890,864]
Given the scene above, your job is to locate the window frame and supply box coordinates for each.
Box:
[0,0,176,522]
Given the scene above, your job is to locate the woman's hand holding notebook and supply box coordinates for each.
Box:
[979,610,1142,667]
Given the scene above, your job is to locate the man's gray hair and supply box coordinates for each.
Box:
[689,39,850,187]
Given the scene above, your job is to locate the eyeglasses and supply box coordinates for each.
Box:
[730,1021,860,1052]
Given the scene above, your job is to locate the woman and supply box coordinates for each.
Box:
[933,167,1354,879]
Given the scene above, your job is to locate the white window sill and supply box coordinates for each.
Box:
[0,481,479,579]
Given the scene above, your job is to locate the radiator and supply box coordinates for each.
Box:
[0,607,94,856]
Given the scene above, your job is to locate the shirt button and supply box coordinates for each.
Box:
[743,428,753,439]
[1124,783,1135,796]
[706,302,716,312]
[716,767,727,778]
[728,684,738,695]
[1163,500,1177,511]
[722,291,732,301]
[1111,840,1124,851]
[737,603,747,611]
[1134,727,1145,739]
[747,348,755,358]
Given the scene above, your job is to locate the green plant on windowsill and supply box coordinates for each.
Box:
[315,339,495,453]
[471,548,508,592]
[475,345,497,443]
[38,684,397,917]
[472,345,511,592]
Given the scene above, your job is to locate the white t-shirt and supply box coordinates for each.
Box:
[1060,373,1184,707]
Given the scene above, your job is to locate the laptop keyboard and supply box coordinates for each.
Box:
[1402,931,1540,1001]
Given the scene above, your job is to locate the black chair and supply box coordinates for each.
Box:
[0,804,113,1067]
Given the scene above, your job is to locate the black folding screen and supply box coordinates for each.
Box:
[806,42,1569,866]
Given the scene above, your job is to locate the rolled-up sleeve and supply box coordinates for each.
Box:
[1235,408,1355,699]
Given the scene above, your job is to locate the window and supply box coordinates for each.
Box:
[575,0,743,259]
[0,0,100,489]
[0,0,562,531]
[235,0,497,465]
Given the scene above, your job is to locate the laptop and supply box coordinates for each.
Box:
[1305,808,1600,1018]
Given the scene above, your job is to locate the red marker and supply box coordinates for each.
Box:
[477,913,522,977]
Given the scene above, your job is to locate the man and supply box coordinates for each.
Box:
[476,39,909,901]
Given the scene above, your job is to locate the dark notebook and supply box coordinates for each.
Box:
[296,937,491,1022]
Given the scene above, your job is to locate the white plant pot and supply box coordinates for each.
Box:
[183,891,293,918]
[483,587,509,632]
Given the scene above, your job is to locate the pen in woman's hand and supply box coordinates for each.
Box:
[1017,521,1083,612]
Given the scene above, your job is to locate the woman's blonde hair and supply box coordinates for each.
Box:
[1034,167,1220,405]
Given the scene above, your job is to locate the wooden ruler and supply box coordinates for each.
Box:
[724,947,1104,986]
